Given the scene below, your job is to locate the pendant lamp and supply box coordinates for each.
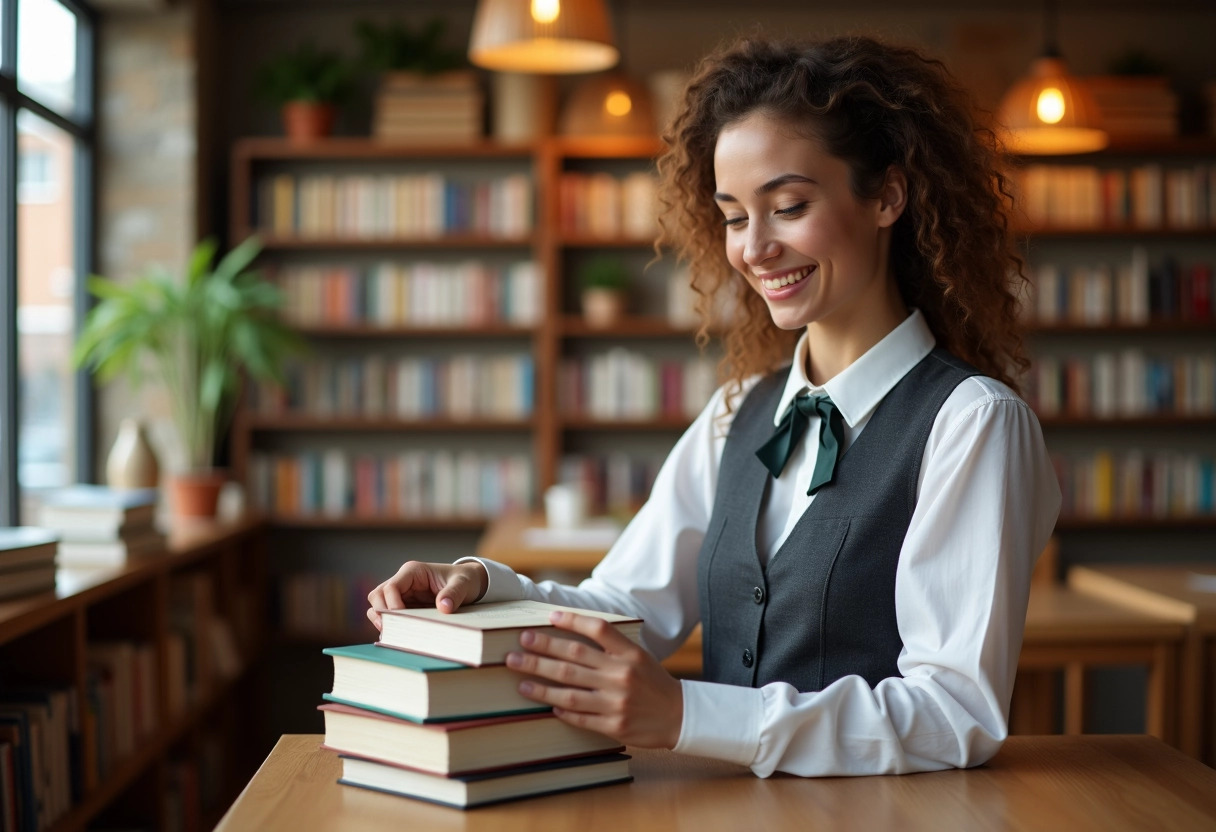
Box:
[469,0,620,74]
[998,1,1108,155]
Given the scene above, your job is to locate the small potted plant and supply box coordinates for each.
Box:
[578,257,631,328]
[256,42,352,144]
[73,237,302,518]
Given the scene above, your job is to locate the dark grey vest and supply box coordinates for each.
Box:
[695,347,979,691]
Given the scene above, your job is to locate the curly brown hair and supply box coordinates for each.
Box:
[656,34,1028,400]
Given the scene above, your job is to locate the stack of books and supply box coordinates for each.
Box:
[319,599,643,809]
[37,485,166,567]
[0,527,57,601]
[372,71,484,144]
[1084,75,1179,139]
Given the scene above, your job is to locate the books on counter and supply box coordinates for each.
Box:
[322,644,547,723]
[37,485,166,567]
[37,485,158,534]
[319,703,622,776]
[338,751,631,809]
[0,528,57,601]
[376,599,645,666]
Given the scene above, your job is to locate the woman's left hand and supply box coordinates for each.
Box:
[506,610,684,749]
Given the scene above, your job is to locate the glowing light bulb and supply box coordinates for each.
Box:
[531,0,560,24]
[605,91,632,117]
[1036,87,1066,125]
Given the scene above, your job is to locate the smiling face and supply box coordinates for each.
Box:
[713,111,906,340]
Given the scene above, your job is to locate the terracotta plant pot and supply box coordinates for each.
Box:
[281,101,336,144]
[168,470,227,518]
[581,288,626,329]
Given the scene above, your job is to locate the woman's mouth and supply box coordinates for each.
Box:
[759,266,814,293]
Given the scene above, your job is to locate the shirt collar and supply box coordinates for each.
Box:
[772,309,937,428]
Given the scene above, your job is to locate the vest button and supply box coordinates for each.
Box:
[752,586,764,604]
[742,648,754,668]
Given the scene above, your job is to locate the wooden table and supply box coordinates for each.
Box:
[216,734,1216,831]
[1069,564,1216,763]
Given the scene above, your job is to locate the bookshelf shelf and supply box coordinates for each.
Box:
[242,416,535,432]
[233,137,536,161]
[288,324,538,338]
[560,316,697,338]
[1012,136,1216,159]
[265,515,490,531]
[1026,320,1216,335]
[1054,516,1216,532]
[1018,227,1216,239]
[560,417,694,432]
[255,234,535,251]
[1038,414,1216,428]
[558,235,657,248]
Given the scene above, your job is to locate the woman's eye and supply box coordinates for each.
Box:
[776,202,808,217]
[722,216,747,228]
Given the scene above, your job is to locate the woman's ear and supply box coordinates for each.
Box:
[876,166,907,228]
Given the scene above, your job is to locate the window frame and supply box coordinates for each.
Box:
[0,0,97,525]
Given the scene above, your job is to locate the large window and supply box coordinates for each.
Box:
[1,0,95,524]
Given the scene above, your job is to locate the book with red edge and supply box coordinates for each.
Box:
[318,703,622,776]
[336,750,631,809]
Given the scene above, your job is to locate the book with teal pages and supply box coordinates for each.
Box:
[322,643,548,723]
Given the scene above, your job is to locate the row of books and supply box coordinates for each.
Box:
[273,261,543,327]
[278,572,380,638]
[319,600,639,808]
[0,686,76,832]
[1051,451,1215,519]
[0,529,56,603]
[559,453,663,518]
[1027,351,1216,417]
[249,354,535,420]
[257,172,534,240]
[558,349,717,421]
[87,641,158,782]
[559,171,659,239]
[1012,163,1216,229]
[247,450,533,519]
[1026,253,1213,325]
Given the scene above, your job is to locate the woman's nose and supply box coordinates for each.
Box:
[742,222,780,266]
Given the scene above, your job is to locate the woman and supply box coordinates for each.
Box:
[367,34,1060,777]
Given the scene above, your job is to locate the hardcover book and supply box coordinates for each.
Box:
[319,702,622,776]
[337,751,631,809]
[375,599,644,666]
[322,643,548,723]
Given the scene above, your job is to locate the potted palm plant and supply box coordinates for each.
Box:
[73,236,302,517]
[257,42,352,143]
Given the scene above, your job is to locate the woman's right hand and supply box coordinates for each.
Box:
[366,560,489,632]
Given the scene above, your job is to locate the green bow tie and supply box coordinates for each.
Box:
[755,393,844,496]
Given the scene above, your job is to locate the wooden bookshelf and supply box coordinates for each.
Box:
[560,416,695,432]
[240,416,536,432]
[0,518,266,832]
[1026,320,1216,335]
[1019,227,1216,239]
[255,234,535,251]
[264,515,490,531]
[560,316,697,337]
[288,324,538,338]
[1055,516,1216,532]
[1038,414,1216,428]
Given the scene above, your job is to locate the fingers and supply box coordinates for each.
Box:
[434,566,477,614]
[548,610,640,656]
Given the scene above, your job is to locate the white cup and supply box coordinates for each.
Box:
[544,484,586,530]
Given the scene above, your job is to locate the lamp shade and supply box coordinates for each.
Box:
[469,0,619,74]
[999,56,1108,155]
